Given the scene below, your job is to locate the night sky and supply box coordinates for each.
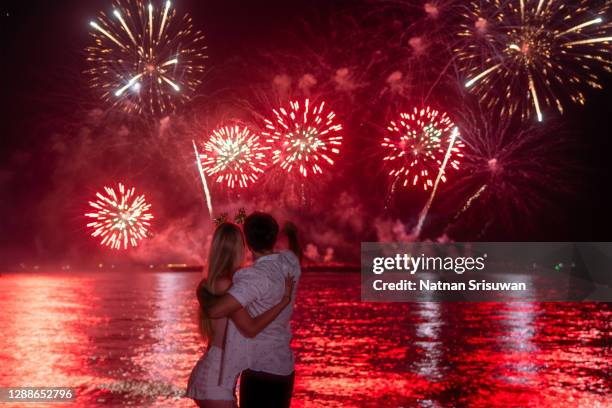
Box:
[1,0,611,267]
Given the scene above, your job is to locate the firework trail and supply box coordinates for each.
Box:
[197,125,269,189]
[413,126,459,238]
[452,183,488,222]
[85,183,154,250]
[381,106,464,192]
[86,0,207,116]
[192,140,213,218]
[457,0,612,122]
[262,99,343,177]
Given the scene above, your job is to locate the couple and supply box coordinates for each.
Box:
[186,212,302,408]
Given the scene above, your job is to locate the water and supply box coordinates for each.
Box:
[0,271,609,407]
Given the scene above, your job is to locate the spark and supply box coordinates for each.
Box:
[148,3,153,44]
[160,75,180,91]
[528,74,543,122]
[159,1,171,40]
[89,21,124,48]
[112,9,137,45]
[115,73,143,96]
[465,63,501,88]
[563,36,612,47]
[555,17,603,38]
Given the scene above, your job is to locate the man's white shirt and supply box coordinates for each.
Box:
[219,250,301,385]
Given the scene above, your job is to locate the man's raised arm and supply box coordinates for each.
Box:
[283,221,302,262]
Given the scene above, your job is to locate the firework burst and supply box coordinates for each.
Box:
[198,125,269,189]
[86,0,207,116]
[444,108,574,237]
[262,99,343,177]
[85,183,154,250]
[381,106,464,191]
[457,0,612,122]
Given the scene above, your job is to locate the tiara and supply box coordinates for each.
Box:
[214,208,247,226]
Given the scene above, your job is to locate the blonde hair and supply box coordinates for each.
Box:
[198,223,245,339]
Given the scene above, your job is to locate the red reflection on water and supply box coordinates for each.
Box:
[0,274,97,406]
[0,272,610,407]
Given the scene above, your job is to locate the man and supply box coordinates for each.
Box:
[206,212,301,408]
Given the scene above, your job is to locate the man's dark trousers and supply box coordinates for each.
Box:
[239,369,295,408]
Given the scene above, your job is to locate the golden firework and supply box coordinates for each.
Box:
[86,0,207,116]
[457,0,611,122]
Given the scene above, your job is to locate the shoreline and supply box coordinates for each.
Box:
[1,263,362,274]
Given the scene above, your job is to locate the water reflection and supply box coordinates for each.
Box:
[0,274,97,406]
[0,272,609,407]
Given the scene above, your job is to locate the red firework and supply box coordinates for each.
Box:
[199,125,269,189]
[85,183,154,250]
[262,99,343,177]
[381,106,464,191]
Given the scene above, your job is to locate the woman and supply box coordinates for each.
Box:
[186,223,294,408]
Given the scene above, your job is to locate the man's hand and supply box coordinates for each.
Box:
[282,276,296,305]
[283,221,302,261]
[283,221,298,237]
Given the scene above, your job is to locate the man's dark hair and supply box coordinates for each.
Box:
[243,212,279,252]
